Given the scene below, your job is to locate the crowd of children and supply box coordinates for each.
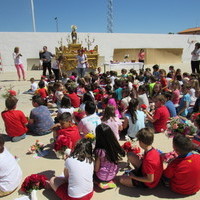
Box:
[1,64,200,199]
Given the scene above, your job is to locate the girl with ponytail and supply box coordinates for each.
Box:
[123,98,146,139]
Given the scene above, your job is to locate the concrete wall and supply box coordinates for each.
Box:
[0,32,199,72]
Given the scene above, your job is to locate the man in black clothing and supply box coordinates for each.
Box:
[41,46,54,76]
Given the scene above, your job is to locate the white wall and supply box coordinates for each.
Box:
[0,32,199,72]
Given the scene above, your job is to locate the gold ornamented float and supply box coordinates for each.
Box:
[55,25,99,72]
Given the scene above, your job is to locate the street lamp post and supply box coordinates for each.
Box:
[55,17,59,32]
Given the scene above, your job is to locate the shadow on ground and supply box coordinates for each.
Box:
[118,183,193,199]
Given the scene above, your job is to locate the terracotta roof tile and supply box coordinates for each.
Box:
[178,27,200,34]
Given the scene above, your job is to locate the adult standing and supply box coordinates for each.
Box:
[41,46,54,77]
[191,42,200,73]
[13,47,26,81]
[138,49,145,70]
[138,49,145,63]
[52,56,63,81]
[39,50,43,69]
[76,49,88,78]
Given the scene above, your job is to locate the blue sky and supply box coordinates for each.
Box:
[0,0,200,34]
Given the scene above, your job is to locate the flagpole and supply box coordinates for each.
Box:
[30,0,36,32]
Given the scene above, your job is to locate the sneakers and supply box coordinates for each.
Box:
[99,181,116,189]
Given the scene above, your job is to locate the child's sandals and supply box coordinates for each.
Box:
[99,180,116,189]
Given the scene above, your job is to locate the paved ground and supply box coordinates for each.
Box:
[0,70,199,200]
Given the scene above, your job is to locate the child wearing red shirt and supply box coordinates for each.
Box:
[159,69,168,92]
[66,85,80,108]
[120,128,163,188]
[52,112,81,149]
[164,134,200,195]
[1,96,28,142]
[146,95,170,133]
[36,80,48,99]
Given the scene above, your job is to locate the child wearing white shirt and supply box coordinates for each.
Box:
[0,136,22,197]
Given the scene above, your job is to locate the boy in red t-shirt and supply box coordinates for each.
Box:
[146,95,170,133]
[1,96,28,142]
[35,80,48,99]
[66,85,80,108]
[52,112,81,149]
[163,134,200,195]
[120,128,163,188]
[159,69,168,92]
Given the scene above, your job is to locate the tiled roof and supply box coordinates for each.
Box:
[178,27,200,34]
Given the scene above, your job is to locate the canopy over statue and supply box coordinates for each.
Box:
[55,25,99,72]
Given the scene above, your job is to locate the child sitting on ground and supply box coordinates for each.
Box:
[66,85,80,108]
[0,136,22,197]
[28,95,54,135]
[52,112,81,149]
[159,69,168,92]
[177,84,191,117]
[123,98,146,139]
[107,91,121,118]
[1,96,28,142]
[121,68,128,78]
[35,80,48,100]
[171,80,181,108]
[54,82,64,108]
[120,127,163,188]
[120,88,131,116]
[163,134,200,195]
[138,85,150,111]
[101,105,122,141]
[152,64,160,79]
[187,114,200,151]
[23,77,38,94]
[57,96,74,117]
[40,75,48,87]
[94,123,125,189]
[78,101,101,136]
[163,91,177,117]
[146,95,170,133]
[49,138,94,200]
[61,72,68,85]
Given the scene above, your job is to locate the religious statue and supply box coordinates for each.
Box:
[71,25,77,44]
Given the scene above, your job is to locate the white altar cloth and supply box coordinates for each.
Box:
[104,62,144,72]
